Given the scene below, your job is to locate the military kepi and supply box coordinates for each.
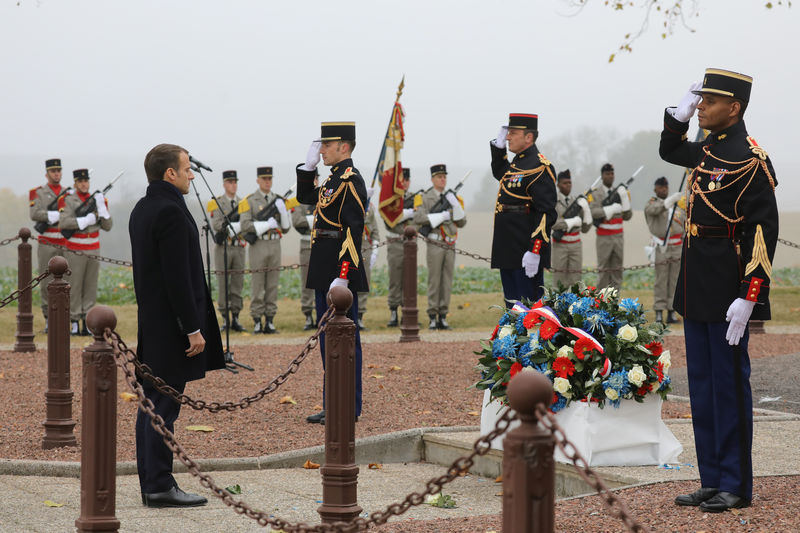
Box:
[320,122,355,141]
[223,170,238,181]
[73,168,89,180]
[46,158,62,170]
[693,68,753,103]
[430,164,447,176]
[256,167,272,178]
[507,113,538,130]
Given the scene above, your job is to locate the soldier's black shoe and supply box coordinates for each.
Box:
[666,311,679,324]
[428,314,438,330]
[674,487,719,507]
[655,310,664,324]
[699,491,750,513]
[387,308,399,327]
[253,318,263,334]
[303,313,315,331]
[438,315,450,330]
[142,486,208,508]
[230,313,245,332]
[219,317,229,332]
[70,320,80,336]
[357,313,367,331]
[80,319,90,336]
[306,410,325,424]
[263,318,278,334]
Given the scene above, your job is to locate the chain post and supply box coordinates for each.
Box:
[42,255,76,449]
[399,226,420,342]
[76,305,120,533]
[318,286,363,525]
[14,227,36,352]
[503,372,556,533]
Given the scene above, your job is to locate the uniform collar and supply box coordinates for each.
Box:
[708,120,747,144]
[48,183,62,195]
[77,191,92,201]
[331,158,354,174]
[515,144,537,160]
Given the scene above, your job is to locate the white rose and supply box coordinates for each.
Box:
[617,324,638,342]
[657,350,671,372]
[498,325,514,338]
[557,345,573,359]
[605,387,619,401]
[627,364,647,387]
[553,377,572,394]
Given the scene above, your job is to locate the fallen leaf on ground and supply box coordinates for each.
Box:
[44,500,64,507]
[494,475,502,483]
[0,372,4,378]
[425,493,457,508]
[313,404,323,410]
[119,392,137,402]
[225,484,242,494]
[303,459,320,469]
[185,425,214,432]
[495,491,503,496]
[367,363,379,369]
[389,365,402,371]
[463,302,471,308]
[370,374,385,379]
[279,395,297,405]
[468,411,480,416]
[422,410,432,414]
[368,463,382,469]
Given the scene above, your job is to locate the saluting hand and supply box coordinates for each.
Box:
[492,126,508,149]
[186,331,206,357]
[301,140,322,171]
[670,81,703,122]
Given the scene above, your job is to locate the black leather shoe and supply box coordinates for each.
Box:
[699,491,750,513]
[70,320,80,336]
[142,486,208,508]
[230,313,245,332]
[674,487,719,506]
[263,318,278,334]
[303,313,315,330]
[666,311,679,324]
[437,315,450,330]
[80,319,91,336]
[357,314,367,331]
[428,314,438,330]
[386,308,399,327]
[306,410,325,424]
[252,318,262,334]
[655,310,664,324]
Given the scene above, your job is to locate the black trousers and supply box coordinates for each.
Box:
[136,381,186,494]
[500,266,544,307]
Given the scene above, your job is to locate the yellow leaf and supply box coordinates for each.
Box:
[313,404,323,410]
[495,491,503,496]
[463,302,471,308]
[468,411,480,416]
[423,410,432,414]
[303,459,320,469]
[367,363,379,369]
[368,463,382,469]
[279,395,297,405]
[370,374,385,379]
[608,53,615,63]
[495,475,502,483]
[389,366,402,371]
[185,425,214,432]
[119,392,137,402]
[44,500,64,507]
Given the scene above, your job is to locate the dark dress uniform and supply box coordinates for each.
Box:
[129,179,225,494]
[296,122,367,418]
[659,69,778,504]
[490,113,557,304]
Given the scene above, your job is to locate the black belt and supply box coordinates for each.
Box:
[687,223,743,239]
[496,204,530,214]
[312,229,342,239]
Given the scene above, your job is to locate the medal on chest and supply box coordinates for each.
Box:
[708,168,725,190]
[504,174,524,189]
[319,185,336,208]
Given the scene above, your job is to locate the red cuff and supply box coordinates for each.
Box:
[531,239,542,254]
[339,261,350,279]
[745,277,764,302]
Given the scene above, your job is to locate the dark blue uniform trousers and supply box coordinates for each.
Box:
[684,319,753,500]
[315,289,363,417]
[500,267,544,307]
[136,381,186,494]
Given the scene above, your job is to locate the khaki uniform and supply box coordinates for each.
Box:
[239,189,290,320]
[384,191,416,309]
[290,200,315,315]
[551,192,592,287]
[29,183,68,318]
[589,185,633,290]
[359,204,380,314]
[59,193,113,321]
[413,188,466,317]
[644,195,685,311]
[207,194,246,314]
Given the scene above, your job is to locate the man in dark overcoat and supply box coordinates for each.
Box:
[129,143,225,507]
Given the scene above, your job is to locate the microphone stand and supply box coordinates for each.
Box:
[190,167,254,373]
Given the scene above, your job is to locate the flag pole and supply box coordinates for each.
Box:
[371,75,405,188]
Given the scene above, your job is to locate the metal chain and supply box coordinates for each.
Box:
[110,306,335,412]
[778,237,800,250]
[211,263,304,275]
[0,235,21,246]
[535,404,649,533]
[45,243,133,267]
[0,270,52,309]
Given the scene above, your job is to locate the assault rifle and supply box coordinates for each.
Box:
[418,170,472,237]
[61,171,125,239]
[552,175,601,242]
[592,165,643,227]
[242,185,294,245]
[33,187,72,235]
[403,190,423,209]
[212,201,240,245]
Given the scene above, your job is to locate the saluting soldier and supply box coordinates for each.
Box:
[358,193,380,331]
[661,69,778,513]
[550,169,592,287]
[644,176,685,324]
[29,158,68,328]
[288,178,317,331]
[589,163,632,291]
[207,170,246,332]
[296,121,367,425]
[489,113,557,305]
[413,164,466,329]
[239,166,291,334]
[383,168,416,327]
[59,168,113,336]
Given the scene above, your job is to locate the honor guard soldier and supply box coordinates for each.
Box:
[358,191,380,330]
[383,167,416,326]
[207,170,246,332]
[29,158,68,328]
[296,121,367,425]
[589,163,632,291]
[550,169,592,287]
[490,113,557,304]
[644,176,684,324]
[239,166,291,334]
[414,164,466,329]
[59,168,113,335]
[661,69,778,513]
[288,174,317,330]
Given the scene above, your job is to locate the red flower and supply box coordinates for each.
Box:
[573,337,597,360]
[509,362,523,378]
[522,311,541,330]
[490,324,499,340]
[532,300,544,309]
[653,361,665,383]
[636,382,653,396]
[539,320,559,340]
[552,356,575,378]
[645,341,663,357]
[552,392,559,405]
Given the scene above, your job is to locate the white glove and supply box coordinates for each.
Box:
[565,216,582,231]
[95,193,110,219]
[275,199,291,230]
[603,203,622,220]
[275,198,287,216]
[253,220,271,236]
[227,221,242,237]
[663,191,683,210]
[329,277,349,290]
[492,126,508,149]
[305,215,314,228]
[725,298,756,346]
[577,198,593,226]
[76,213,97,230]
[400,208,414,222]
[619,187,631,212]
[266,217,279,231]
[369,245,378,267]
[668,81,703,122]
[301,140,322,171]
[427,211,450,228]
[366,186,375,199]
[446,192,465,220]
[522,251,540,278]
[47,210,60,224]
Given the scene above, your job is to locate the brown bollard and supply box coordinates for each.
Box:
[503,372,555,533]
[14,227,36,352]
[318,285,363,524]
[42,255,76,449]
[399,225,420,342]
[749,320,765,335]
[76,305,120,533]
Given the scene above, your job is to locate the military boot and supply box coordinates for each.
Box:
[263,316,278,334]
[80,319,91,336]
[386,307,399,327]
[230,313,245,332]
[219,316,229,332]
[253,318,263,334]
[655,310,664,324]
[303,312,315,331]
[357,313,367,331]
[70,320,80,336]
[437,314,450,330]
[666,311,679,324]
[428,314,438,330]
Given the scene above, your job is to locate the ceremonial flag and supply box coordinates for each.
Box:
[375,77,407,227]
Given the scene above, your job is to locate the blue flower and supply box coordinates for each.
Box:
[492,335,517,359]
[554,292,579,314]
[604,370,631,395]
[658,375,671,391]
[582,309,616,335]
[569,297,595,318]
[551,392,568,413]
[533,362,550,376]
[620,297,641,314]
[498,312,514,326]
[514,313,527,335]
[519,354,533,367]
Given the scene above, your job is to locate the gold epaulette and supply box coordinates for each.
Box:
[285,197,300,210]
[746,136,768,161]
[341,167,356,180]
[237,197,250,214]
[413,194,423,208]
[29,187,39,202]
[538,153,551,166]
[206,199,218,212]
